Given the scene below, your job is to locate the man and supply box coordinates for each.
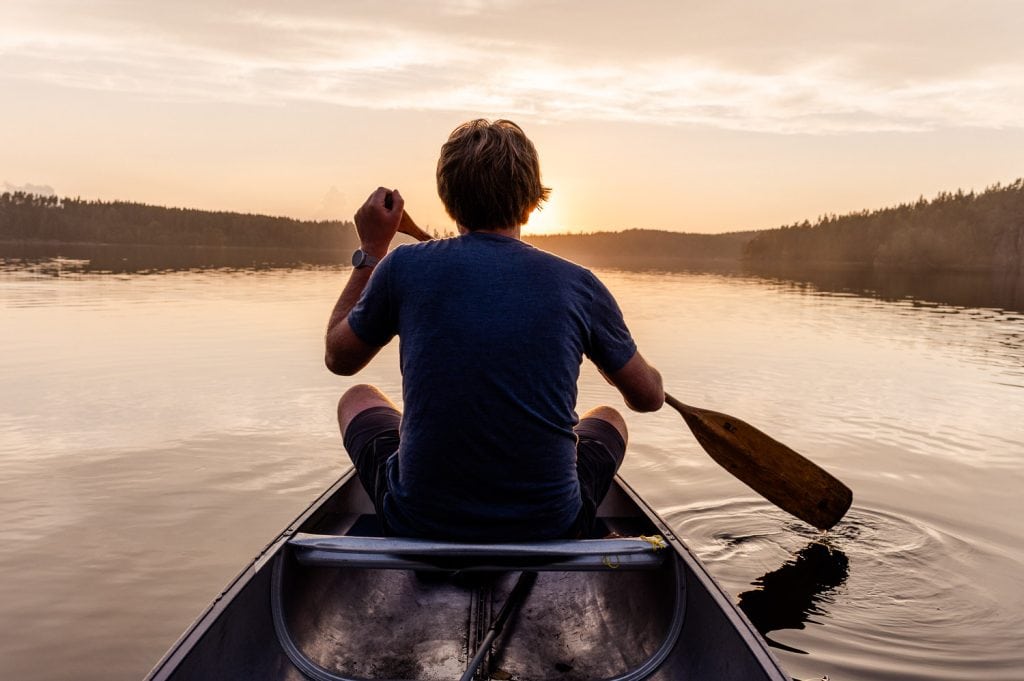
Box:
[325,119,663,541]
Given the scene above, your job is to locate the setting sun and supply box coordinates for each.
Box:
[524,188,569,235]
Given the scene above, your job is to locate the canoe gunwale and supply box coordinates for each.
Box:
[612,476,790,680]
[143,473,356,681]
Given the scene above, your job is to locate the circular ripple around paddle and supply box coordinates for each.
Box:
[660,500,1024,680]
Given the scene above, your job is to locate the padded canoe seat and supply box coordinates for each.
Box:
[288,533,670,572]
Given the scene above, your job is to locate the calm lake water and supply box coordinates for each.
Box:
[1,246,1023,681]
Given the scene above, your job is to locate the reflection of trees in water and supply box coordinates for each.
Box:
[737,541,850,654]
[0,236,414,274]
[0,241,392,274]
[4,241,1023,315]
[555,249,1024,314]
[743,263,1024,314]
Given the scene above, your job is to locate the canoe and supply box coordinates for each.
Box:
[145,470,789,680]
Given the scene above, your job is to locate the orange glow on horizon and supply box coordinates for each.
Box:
[524,188,572,235]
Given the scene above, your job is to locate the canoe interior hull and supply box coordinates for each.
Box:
[147,472,787,680]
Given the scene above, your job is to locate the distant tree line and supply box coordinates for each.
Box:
[742,179,1024,273]
[527,229,755,265]
[4,178,1022,274]
[0,192,358,251]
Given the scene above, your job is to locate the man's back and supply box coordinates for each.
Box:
[347,231,637,540]
[326,120,663,543]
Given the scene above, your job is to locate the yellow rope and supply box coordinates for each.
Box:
[639,534,668,551]
[602,534,668,569]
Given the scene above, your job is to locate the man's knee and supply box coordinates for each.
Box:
[580,405,628,446]
[337,384,398,434]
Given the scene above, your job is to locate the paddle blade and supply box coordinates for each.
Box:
[665,394,852,530]
[383,190,433,243]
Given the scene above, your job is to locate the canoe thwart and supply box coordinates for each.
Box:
[288,532,670,572]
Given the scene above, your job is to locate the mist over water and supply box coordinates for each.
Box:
[2,248,1023,680]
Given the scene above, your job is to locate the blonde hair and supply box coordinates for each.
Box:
[436,119,551,231]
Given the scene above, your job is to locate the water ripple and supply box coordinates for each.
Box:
[663,500,1024,680]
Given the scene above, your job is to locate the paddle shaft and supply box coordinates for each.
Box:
[460,571,538,681]
[384,190,434,242]
[375,206,852,529]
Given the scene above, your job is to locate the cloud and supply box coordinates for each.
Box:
[3,181,56,196]
[2,2,1022,135]
[315,186,349,221]
[436,0,519,16]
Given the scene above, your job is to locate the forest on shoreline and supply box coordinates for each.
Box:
[2,179,1022,273]
[0,193,359,252]
[743,179,1023,273]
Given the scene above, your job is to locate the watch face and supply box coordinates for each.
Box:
[352,249,379,268]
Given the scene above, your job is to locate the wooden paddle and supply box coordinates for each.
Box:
[388,202,852,530]
[665,394,852,530]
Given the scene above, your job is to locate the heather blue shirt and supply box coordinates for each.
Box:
[347,231,637,540]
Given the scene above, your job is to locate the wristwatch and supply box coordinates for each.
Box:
[351,249,381,269]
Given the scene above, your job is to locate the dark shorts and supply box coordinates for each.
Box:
[342,406,627,538]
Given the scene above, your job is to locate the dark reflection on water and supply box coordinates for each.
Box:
[737,542,850,654]
[5,243,1022,314]
[745,263,1024,314]
[527,251,1024,314]
[0,241,347,273]
[584,259,1024,315]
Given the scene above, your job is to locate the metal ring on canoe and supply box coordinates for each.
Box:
[270,550,687,681]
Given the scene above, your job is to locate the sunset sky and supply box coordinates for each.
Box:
[2,1,1022,234]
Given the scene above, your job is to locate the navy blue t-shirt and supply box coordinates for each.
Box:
[347,231,637,540]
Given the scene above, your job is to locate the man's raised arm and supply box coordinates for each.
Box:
[324,187,403,376]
